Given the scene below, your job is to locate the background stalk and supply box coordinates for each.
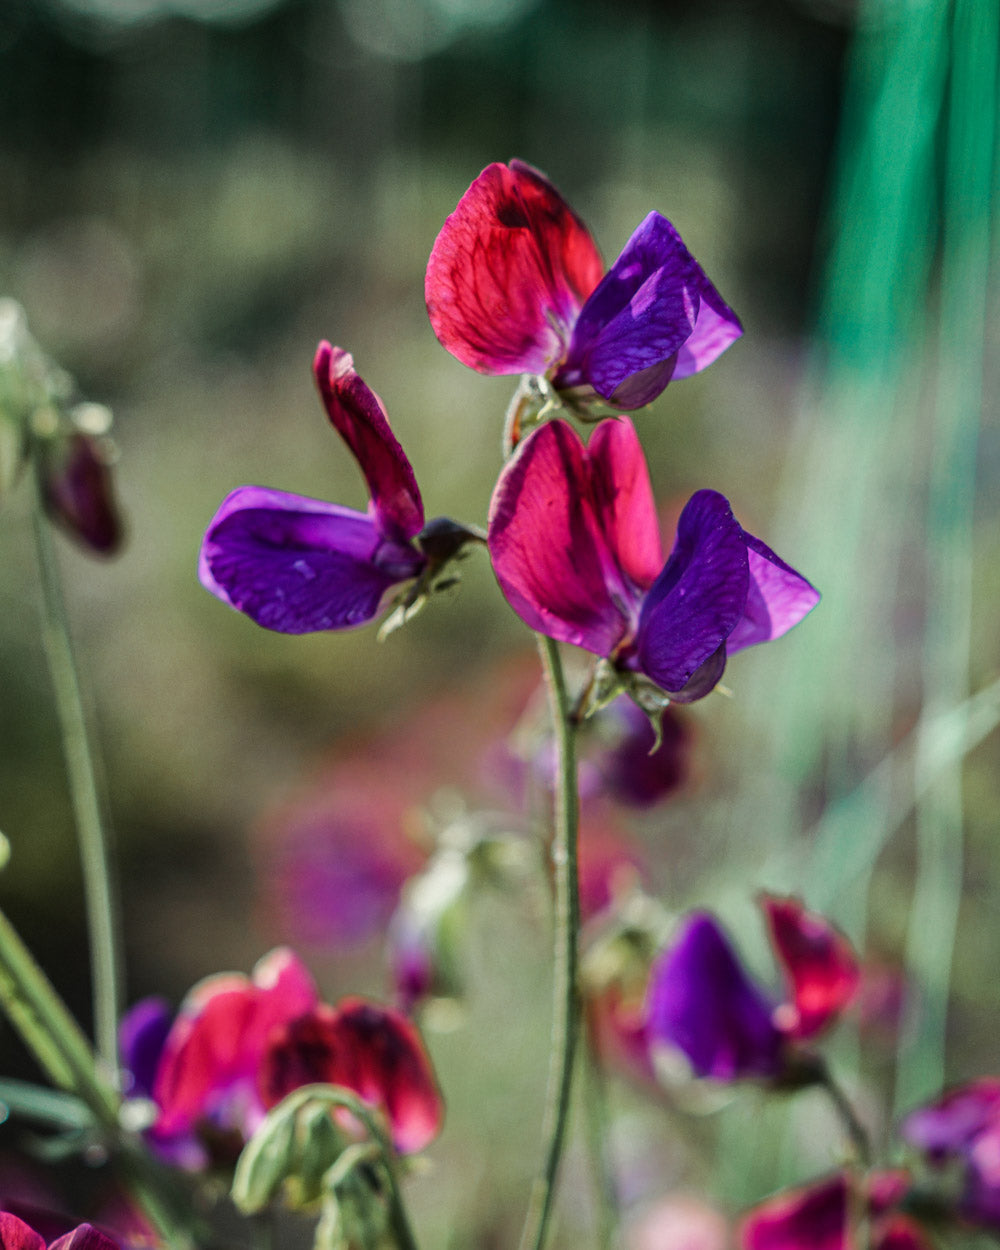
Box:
[517,635,581,1250]
[30,451,124,1077]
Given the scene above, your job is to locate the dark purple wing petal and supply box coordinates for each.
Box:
[645,912,785,1081]
[672,281,743,380]
[636,490,748,694]
[488,420,627,655]
[426,161,604,376]
[560,213,738,406]
[199,487,424,634]
[726,533,820,654]
[313,343,423,542]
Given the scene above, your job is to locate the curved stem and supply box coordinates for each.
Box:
[29,455,123,1077]
[518,635,582,1250]
[816,1060,871,1168]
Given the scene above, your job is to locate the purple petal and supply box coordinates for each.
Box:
[636,490,748,694]
[119,997,173,1099]
[902,1079,1000,1162]
[558,213,740,407]
[199,486,424,634]
[313,343,424,542]
[672,282,743,380]
[726,534,820,654]
[963,1124,1000,1230]
[645,912,785,1081]
[488,420,629,655]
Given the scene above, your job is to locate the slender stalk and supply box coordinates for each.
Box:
[29,453,123,1077]
[815,1061,871,1168]
[518,635,582,1250]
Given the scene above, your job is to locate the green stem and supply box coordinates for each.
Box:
[518,636,581,1250]
[0,904,195,1247]
[816,1060,871,1168]
[29,453,123,1077]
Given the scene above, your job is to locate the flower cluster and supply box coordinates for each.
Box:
[120,947,443,1169]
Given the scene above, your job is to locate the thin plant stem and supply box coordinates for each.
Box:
[518,635,581,1250]
[0,903,196,1247]
[815,1060,871,1168]
[29,454,123,1077]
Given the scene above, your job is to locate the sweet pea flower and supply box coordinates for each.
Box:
[740,1173,931,1250]
[200,342,478,634]
[488,417,819,703]
[136,948,443,1164]
[0,1214,121,1250]
[645,898,860,1081]
[902,1078,1000,1231]
[426,160,741,410]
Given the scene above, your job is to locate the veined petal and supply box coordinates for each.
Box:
[0,1214,46,1250]
[488,420,628,655]
[587,418,663,593]
[560,213,739,406]
[672,282,743,380]
[48,1228,121,1250]
[726,534,820,654]
[154,948,318,1137]
[313,343,423,542]
[646,912,785,1081]
[636,490,748,694]
[426,160,604,375]
[199,487,425,634]
[761,896,860,1041]
[260,999,444,1154]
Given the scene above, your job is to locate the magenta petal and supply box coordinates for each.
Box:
[646,912,785,1081]
[199,487,425,634]
[260,1000,444,1154]
[636,490,749,694]
[726,534,820,654]
[313,344,423,542]
[762,896,860,1041]
[0,1214,47,1250]
[488,420,629,655]
[740,1175,850,1250]
[426,160,604,375]
[586,418,663,593]
[154,948,318,1137]
[48,1228,121,1250]
[672,281,743,380]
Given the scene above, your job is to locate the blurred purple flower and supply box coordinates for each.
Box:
[489,417,819,702]
[118,996,173,1099]
[645,901,860,1081]
[597,697,691,807]
[426,160,741,410]
[39,430,123,556]
[200,343,476,634]
[902,1078,1000,1231]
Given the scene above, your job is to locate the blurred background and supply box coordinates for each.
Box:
[0,0,997,1244]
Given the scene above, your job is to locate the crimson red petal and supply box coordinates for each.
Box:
[426,160,603,375]
[260,999,443,1154]
[0,1214,46,1250]
[740,1174,850,1250]
[313,344,423,542]
[762,896,860,1040]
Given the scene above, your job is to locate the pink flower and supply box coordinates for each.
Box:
[426,161,741,410]
[0,1213,120,1250]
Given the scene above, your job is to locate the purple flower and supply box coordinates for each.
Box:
[200,343,476,634]
[488,417,819,702]
[118,996,173,1099]
[645,903,860,1081]
[646,912,786,1080]
[902,1079,1000,1231]
[426,160,741,410]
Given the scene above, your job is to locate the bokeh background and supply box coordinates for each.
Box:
[0,0,998,1245]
